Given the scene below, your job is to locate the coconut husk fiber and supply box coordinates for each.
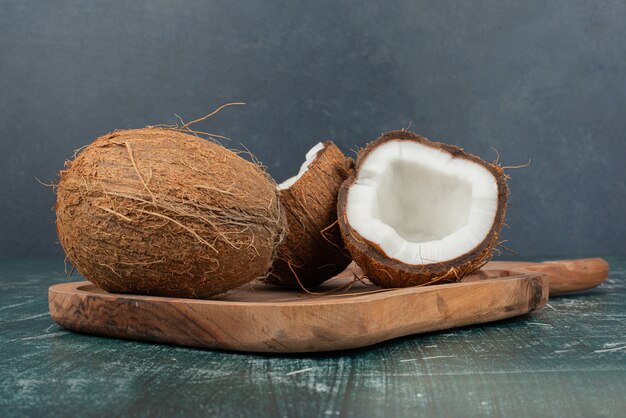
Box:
[337,130,509,288]
[56,127,286,298]
[264,141,354,289]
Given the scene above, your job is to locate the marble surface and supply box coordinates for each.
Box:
[0,257,624,417]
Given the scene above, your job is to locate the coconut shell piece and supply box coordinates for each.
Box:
[265,141,354,289]
[337,130,509,288]
[56,128,286,298]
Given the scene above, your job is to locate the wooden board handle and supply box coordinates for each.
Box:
[485,258,609,295]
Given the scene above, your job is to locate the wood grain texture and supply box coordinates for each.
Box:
[484,258,608,294]
[2,257,625,417]
[49,270,547,353]
[47,258,607,353]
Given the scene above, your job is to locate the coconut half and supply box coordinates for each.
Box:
[337,130,508,287]
[265,141,354,288]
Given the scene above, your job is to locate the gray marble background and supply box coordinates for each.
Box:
[1,0,624,258]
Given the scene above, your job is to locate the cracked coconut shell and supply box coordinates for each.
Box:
[264,141,354,289]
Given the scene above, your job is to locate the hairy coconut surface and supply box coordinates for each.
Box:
[337,130,509,288]
[264,141,354,288]
[56,128,286,298]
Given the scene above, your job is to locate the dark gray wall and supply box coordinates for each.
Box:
[1,0,625,258]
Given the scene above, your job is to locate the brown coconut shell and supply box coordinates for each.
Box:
[264,141,354,289]
[337,130,509,288]
[56,128,286,298]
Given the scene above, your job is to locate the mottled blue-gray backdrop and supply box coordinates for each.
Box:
[1,0,624,258]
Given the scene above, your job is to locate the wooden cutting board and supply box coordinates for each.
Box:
[48,258,607,353]
[484,258,608,295]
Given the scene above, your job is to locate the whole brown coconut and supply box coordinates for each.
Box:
[56,128,285,298]
[264,141,354,289]
[338,130,509,288]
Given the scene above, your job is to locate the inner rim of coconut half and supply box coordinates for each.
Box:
[278,142,325,190]
[346,140,498,265]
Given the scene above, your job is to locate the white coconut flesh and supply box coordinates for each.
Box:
[278,142,325,190]
[346,140,499,265]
